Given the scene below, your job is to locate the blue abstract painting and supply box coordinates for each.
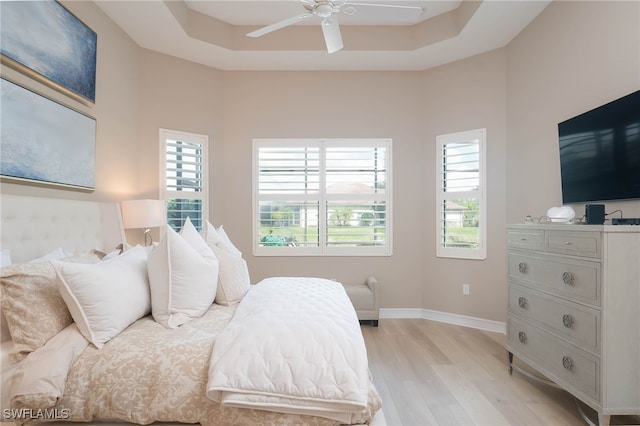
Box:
[0,1,97,104]
[1,79,96,190]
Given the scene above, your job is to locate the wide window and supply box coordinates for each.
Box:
[254,138,392,256]
[436,129,486,260]
[160,128,208,232]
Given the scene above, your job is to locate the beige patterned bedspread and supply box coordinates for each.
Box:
[39,303,381,425]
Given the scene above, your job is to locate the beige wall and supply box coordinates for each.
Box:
[221,70,426,309]
[506,0,640,224]
[156,50,506,317]
[136,50,225,202]
[133,49,226,243]
[420,49,508,320]
[2,1,638,323]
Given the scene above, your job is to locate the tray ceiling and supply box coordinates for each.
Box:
[95,0,550,71]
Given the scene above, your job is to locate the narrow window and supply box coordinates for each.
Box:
[436,129,486,260]
[160,128,208,232]
[254,138,392,256]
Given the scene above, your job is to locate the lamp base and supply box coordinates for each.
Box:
[143,228,153,246]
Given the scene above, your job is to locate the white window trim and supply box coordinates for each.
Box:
[253,138,392,257]
[159,128,209,232]
[436,128,486,260]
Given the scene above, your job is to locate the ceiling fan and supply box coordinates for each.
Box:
[246,0,424,54]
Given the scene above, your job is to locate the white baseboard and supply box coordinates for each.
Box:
[379,308,506,334]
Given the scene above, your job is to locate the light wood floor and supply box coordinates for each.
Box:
[362,319,640,426]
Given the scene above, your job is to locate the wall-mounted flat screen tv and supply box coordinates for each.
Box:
[558,90,640,204]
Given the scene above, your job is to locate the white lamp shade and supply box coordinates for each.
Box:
[121,199,166,229]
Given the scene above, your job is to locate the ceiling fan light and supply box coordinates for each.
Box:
[315,4,333,18]
[343,6,356,15]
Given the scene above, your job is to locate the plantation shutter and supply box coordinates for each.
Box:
[254,139,392,256]
[160,129,208,232]
[436,129,486,260]
[325,144,388,250]
[257,144,321,249]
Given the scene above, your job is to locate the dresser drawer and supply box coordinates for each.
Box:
[507,228,545,250]
[507,317,600,401]
[545,230,602,258]
[508,252,601,306]
[509,284,600,353]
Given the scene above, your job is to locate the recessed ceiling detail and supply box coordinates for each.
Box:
[244,1,429,54]
[95,0,550,71]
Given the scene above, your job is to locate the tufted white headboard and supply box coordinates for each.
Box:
[0,194,125,264]
[0,194,126,343]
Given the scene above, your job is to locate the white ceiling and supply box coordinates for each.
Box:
[95,0,551,71]
[184,1,458,26]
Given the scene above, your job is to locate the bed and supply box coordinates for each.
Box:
[0,194,382,425]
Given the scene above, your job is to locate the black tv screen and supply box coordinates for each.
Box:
[558,90,640,204]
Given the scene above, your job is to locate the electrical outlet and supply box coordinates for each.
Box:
[463,284,470,295]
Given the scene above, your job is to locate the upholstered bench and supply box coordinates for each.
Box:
[343,276,379,327]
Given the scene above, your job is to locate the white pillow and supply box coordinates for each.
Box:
[29,247,71,263]
[147,223,218,328]
[182,217,217,260]
[52,245,151,349]
[101,249,121,261]
[203,221,242,257]
[202,220,224,247]
[216,225,242,257]
[1,249,11,267]
[210,244,250,306]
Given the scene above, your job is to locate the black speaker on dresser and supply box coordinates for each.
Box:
[585,204,605,224]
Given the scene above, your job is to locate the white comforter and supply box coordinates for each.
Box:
[206,277,370,423]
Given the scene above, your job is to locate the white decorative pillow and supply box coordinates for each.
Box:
[210,244,250,306]
[216,225,242,257]
[53,245,151,349]
[1,249,11,267]
[28,247,71,263]
[147,223,218,329]
[203,221,242,257]
[182,217,218,261]
[101,249,121,261]
[202,220,224,247]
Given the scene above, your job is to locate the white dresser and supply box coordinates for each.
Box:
[506,224,640,426]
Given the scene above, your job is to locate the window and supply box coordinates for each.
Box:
[436,129,486,260]
[160,128,208,232]
[254,138,392,256]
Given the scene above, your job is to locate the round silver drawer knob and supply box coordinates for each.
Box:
[562,271,574,285]
[518,262,528,274]
[518,297,527,309]
[518,331,527,343]
[562,314,574,328]
[562,356,574,370]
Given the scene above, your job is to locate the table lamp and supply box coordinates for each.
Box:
[121,199,166,245]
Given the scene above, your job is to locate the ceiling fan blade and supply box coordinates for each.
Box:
[246,12,313,38]
[345,2,424,13]
[321,15,343,54]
